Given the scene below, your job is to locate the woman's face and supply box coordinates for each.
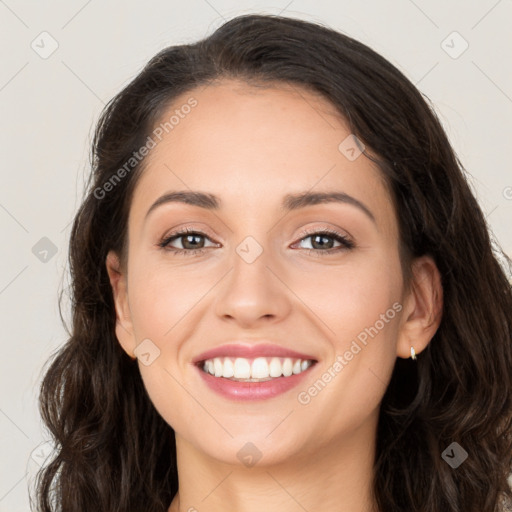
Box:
[107,79,431,467]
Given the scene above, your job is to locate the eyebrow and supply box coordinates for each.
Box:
[144,190,376,224]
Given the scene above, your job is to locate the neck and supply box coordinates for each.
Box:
[168,413,380,512]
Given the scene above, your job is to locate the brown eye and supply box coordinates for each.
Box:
[293,229,355,256]
[158,228,218,256]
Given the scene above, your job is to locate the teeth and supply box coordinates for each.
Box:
[251,357,269,379]
[282,358,293,377]
[214,358,223,377]
[222,357,234,378]
[269,357,282,377]
[233,358,251,379]
[201,356,314,381]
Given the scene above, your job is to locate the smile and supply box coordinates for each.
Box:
[195,356,317,401]
[200,356,315,381]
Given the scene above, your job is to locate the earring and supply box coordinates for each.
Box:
[410,346,417,360]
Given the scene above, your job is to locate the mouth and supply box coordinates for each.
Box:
[192,343,318,400]
[194,354,318,401]
[196,356,316,382]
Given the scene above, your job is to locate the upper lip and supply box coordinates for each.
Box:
[192,343,318,364]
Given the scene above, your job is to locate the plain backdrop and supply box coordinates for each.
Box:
[1,1,511,510]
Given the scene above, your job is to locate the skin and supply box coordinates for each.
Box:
[106,79,443,512]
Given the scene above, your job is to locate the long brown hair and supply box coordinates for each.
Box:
[34,14,512,512]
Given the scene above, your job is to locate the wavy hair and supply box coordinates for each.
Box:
[33,13,512,512]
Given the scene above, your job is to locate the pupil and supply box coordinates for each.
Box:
[184,234,203,249]
[312,235,333,249]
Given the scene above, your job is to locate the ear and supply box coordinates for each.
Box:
[105,250,137,359]
[396,255,443,359]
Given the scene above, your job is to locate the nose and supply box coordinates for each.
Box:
[213,242,292,328]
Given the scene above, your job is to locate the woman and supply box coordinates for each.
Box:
[34,13,512,512]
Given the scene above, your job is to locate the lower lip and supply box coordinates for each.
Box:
[195,363,316,401]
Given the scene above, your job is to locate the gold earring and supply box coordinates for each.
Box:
[410,346,417,360]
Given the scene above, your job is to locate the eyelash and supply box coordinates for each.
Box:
[157,226,355,257]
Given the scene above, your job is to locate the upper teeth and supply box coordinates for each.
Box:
[202,357,314,380]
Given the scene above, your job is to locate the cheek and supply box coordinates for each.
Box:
[126,260,206,429]
[292,262,402,443]
[290,249,403,415]
[127,258,211,342]
[309,252,403,406]
[287,249,403,347]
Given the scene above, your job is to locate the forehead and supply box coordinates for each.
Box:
[128,79,394,232]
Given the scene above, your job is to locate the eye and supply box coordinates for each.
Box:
[292,228,355,257]
[158,228,218,256]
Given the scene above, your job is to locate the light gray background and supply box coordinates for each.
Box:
[1,1,511,510]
